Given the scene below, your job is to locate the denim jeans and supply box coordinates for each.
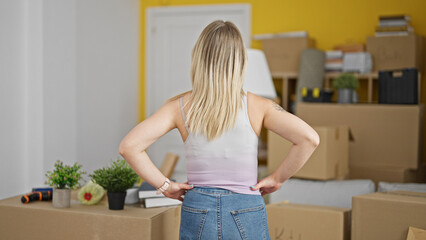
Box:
[179,187,270,240]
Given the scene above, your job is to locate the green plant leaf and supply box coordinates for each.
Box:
[332,73,359,90]
[89,158,139,193]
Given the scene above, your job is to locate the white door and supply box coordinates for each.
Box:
[146,4,251,181]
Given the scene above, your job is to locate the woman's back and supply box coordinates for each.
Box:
[180,93,260,195]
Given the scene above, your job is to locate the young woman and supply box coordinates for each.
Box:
[119,20,319,240]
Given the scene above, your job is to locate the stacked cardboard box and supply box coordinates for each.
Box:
[257,34,315,73]
[352,191,426,240]
[366,34,424,72]
[268,126,350,180]
[296,103,425,185]
[0,194,181,239]
[267,202,350,240]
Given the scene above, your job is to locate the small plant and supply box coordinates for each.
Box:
[90,158,139,193]
[332,73,359,90]
[45,160,86,189]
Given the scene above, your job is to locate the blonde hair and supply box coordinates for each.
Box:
[185,20,247,141]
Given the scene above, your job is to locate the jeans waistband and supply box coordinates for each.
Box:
[191,186,235,195]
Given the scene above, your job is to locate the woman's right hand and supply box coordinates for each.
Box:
[163,181,194,201]
[250,174,283,196]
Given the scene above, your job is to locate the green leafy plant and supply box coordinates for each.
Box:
[332,73,359,90]
[90,158,139,193]
[45,160,86,189]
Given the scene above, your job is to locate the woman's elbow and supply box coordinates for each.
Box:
[308,130,320,148]
[119,140,134,158]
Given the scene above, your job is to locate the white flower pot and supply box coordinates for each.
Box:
[52,188,71,208]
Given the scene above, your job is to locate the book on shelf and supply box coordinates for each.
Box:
[375,14,414,37]
[326,58,343,64]
[325,62,343,71]
[375,31,412,37]
[325,50,343,59]
[376,25,413,32]
[142,197,182,208]
[378,14,410,27]
[253,31,308,40]
[379,14,410,21]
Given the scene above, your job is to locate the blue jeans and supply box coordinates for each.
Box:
[179,187,270,240]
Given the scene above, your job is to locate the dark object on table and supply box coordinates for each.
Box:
[21,191,52,204]
[32,187,53,192]
[301,87,334,103]
[379,68,418,104]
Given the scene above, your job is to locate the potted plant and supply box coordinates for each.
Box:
[45,160,85,208]
[332,73,359,104]
[90,158,139,210]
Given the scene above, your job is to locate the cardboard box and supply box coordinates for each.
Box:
[268,126,350,180]
[267,202,350,240]
[261,37,315,73]
[352,191,426,240]
[296,103,424,169]
[366,35,425,72]
[0,194,180,240]
[406,227,426,240]
[349,164,425,186]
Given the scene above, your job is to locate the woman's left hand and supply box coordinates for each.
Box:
[250,174,283,196]
[163,181,194,201]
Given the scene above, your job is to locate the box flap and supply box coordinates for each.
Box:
[269,201,351,213]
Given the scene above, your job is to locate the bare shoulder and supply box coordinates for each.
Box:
[247,91,269,105]
[247,91,283,114]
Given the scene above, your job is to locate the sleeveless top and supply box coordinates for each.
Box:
[179,93,260,195]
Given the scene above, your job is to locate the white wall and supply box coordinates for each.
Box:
[0,0,28,198]
[75,0,140,174]
[0,0,139,200]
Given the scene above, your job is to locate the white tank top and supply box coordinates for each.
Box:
[180,93,260,195]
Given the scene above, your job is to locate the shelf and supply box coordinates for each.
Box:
[272,71,422,111]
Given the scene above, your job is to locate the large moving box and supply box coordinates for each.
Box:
[296,103,424,169]
[268,126,349,180]
[349,164,425,186]
[260,36,315,73]
[366,34,424,72]
[267,202,350,240]
[352,191,426,240]
[406,227,426,240]
[0,194,180,240]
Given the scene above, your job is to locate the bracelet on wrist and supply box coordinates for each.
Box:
[156,178,170,194]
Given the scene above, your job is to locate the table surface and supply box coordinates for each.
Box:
[0,193,178,219]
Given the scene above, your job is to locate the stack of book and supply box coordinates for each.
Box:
[375,15,414,37]
[324,50,343,72]
[138,181,181,208]
[253,31,308,40]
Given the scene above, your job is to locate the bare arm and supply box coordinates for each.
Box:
[119,100,192,201]
[251,99,319,195]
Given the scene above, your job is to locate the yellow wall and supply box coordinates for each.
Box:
[139,0,426,160]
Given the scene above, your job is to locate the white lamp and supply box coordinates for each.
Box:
[243,49,277,99]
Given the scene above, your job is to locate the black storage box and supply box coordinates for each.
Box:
[301,87,333,103]
[378,68,418,104]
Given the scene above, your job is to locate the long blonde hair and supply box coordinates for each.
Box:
[185,20,247,141]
